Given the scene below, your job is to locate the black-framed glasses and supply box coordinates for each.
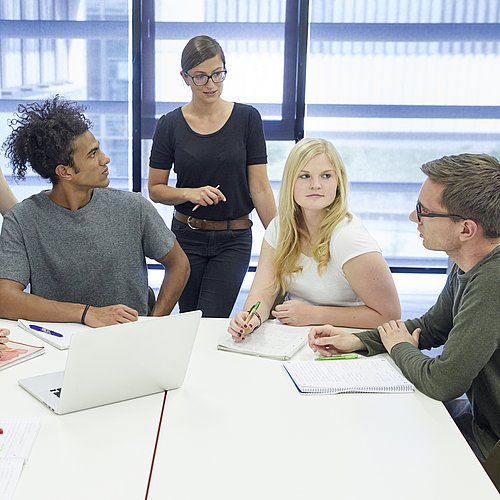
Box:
[185,70,227,86]
[415,201,465,222]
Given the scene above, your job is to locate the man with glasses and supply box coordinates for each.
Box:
[308,153,500,466]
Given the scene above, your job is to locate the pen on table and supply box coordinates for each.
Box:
[192,184,220,212]
[315,354,360,361]
[246,301,261,323]
[29,324,63,338]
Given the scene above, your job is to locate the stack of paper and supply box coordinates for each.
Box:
[0,419,40,500]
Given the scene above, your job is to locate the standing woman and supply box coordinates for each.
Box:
[148,35,276,317]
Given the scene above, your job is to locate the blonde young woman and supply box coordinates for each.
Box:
[228,138,400,341]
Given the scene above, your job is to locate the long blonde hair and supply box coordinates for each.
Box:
[273,138,351,293]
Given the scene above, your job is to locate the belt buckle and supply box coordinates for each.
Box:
[187,216,199,230]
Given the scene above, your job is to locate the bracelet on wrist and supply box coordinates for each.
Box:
[247,310,262,329]
[254,311,262,327]
[81,304,91,325]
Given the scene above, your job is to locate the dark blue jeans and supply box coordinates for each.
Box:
[171,217,252,318]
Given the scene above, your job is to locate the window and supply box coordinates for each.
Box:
[140,0,300,258]
[306,0,500,267]
[0,0,130,200]
[1,0,499,271]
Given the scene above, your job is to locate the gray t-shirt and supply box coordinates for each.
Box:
[0,188,175,315]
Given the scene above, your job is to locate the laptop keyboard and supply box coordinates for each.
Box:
[50,387,62,398]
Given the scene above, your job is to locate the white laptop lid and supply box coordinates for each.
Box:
[18,310,201,414]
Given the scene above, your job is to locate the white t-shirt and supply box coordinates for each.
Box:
[264,215,381,306]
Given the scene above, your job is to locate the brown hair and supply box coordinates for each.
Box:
[181,35,226,73]
[421,153,500,238]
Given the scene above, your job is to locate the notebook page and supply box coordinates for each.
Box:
[0,458,23,500]
[218,321,308,360]
[18,316,154,350]
[284,358,414,394]
[0,419,41,463]
[17,320,87,349]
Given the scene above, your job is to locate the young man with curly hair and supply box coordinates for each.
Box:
[0,96,189,327]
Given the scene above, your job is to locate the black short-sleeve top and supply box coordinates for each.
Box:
[149,103,267,220]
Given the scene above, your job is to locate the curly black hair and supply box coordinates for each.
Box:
[2,95,92,184]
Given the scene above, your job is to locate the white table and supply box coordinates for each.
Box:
[147,319,499,500]
[2,318,498,500]
[1,320,164,500]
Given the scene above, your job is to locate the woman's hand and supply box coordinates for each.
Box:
[188,185,226,208]
[272,299,314,326]
[227,311,260,342]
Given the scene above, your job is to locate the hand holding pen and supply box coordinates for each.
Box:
[308,324,364,357]
[192,184,225,211]
[227,301,262,342]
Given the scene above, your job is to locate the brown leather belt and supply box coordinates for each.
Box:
[174,211,253,231]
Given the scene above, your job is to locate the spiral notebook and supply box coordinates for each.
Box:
[283,358,414,394]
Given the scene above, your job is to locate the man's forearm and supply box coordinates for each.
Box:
[151,268,189,316]
[352,329,385,355]
[0,284,86,322]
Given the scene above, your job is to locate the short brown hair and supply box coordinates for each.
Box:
[181,35,226,73]
[421,153,500,238]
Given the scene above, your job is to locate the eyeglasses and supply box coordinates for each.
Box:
[185,70,227,86]
[415,201,465,222]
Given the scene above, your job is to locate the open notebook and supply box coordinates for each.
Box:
[217,320,308,361]
[284,358,414,394]
[17,317,153,350]
[17,320,91,350]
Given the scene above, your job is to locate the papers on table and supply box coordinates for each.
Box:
[17,320,90,350]
[0,341,45,371]
[0,419,40,500]
[218,320,308,360]
[17,316,155,350]
[0,458,23,500]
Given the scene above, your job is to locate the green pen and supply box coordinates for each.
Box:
[315,354,360,361]
[246,301,261,323]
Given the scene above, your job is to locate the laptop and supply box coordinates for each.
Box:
[18,310,201,414]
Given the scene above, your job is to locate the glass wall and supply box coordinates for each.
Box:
[1,0,499,270]
[0,0,130,202]
[306,0,500,266]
